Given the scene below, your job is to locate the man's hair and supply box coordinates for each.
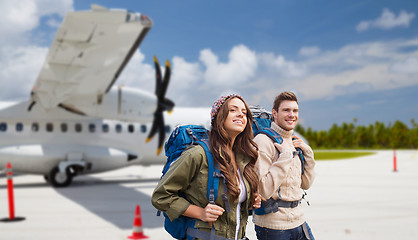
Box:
[272,91,298,111]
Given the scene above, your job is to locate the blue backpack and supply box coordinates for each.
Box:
[159,124,229,240]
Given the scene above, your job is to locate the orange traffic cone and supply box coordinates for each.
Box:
[127,205,148,239]
[0,162,25,222]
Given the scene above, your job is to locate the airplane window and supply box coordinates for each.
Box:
[116,124,122,133]
[46,123,53,132]
[141,125,147,133]
[165,125,171,133]
[16,123,23,132]
[128,124,134,133]
[0,122,7,132]
[102,124,109,133]
[61,123,68,132]
[75,123,82,132]
[89,123,96,133]
[31,123,39,132]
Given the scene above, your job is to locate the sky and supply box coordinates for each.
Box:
[0,0,417,130]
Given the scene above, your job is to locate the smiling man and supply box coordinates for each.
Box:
[253,91,316,240]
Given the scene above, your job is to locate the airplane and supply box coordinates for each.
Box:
[0,5,212,187]
[0,5,307,188]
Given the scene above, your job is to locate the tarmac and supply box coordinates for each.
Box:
[0,150,417,239]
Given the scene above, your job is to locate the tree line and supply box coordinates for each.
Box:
[295,119,418,149]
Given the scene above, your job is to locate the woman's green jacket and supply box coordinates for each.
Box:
[151,145,253,239]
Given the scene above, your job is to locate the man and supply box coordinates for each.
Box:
[253,91,316,240]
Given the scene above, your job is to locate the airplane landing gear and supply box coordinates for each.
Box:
[49,166,73,187]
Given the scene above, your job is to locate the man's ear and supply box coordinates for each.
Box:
[272,109,278,121]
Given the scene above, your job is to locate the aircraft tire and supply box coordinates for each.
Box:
[44,175,50,183]
[49,166,72,187]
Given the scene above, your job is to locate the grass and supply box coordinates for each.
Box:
[313,151,376,160]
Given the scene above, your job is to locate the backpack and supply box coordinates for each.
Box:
[159,124,228,240]
[250,106,307,215]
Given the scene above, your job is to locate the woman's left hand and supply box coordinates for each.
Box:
[253,193,262,209]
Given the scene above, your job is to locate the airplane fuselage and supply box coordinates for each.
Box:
[0,100,211,180]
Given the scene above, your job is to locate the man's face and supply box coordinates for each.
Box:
[272,100,299,131]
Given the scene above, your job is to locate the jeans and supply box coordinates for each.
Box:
[255,222,315,240]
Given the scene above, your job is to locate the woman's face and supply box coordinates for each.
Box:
[224,97,248,138]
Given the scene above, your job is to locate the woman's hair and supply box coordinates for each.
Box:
[209,95,259,204]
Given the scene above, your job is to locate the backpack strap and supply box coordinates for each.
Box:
[259,129,305,175]
[297,149,305,175]
[214,171,231,213]
[196,139,219,203]
[254,129,307,216]
[197,140,231,213]
[258,128,283,146]
[254,198,302,215]
[292,137,305,175]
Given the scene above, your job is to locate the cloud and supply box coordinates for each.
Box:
[199,45,257,86]
[258,53,307,77]
[389,57,418,74]
[281,38,418,101]
[117,51,155,92]
[0,0,73,100]
[0,46,48,100]
[0,0,73,45]
[356,8,415,32]
[0,1,38,43]
[171,56,202,87]
[299,46,321,57]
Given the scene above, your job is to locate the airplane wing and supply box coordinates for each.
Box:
[31,5,153,110]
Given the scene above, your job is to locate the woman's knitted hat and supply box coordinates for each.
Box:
[210,94,241,126]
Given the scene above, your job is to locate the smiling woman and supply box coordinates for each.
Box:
[152,94,261,240]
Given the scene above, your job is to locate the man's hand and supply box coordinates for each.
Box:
[253,193,262,209]
[292,135,309,152]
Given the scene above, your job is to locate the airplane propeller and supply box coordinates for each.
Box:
[146,56,175,155]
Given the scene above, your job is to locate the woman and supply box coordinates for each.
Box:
[152,94,261,240]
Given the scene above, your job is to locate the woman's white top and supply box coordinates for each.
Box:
[235,170,247,240]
